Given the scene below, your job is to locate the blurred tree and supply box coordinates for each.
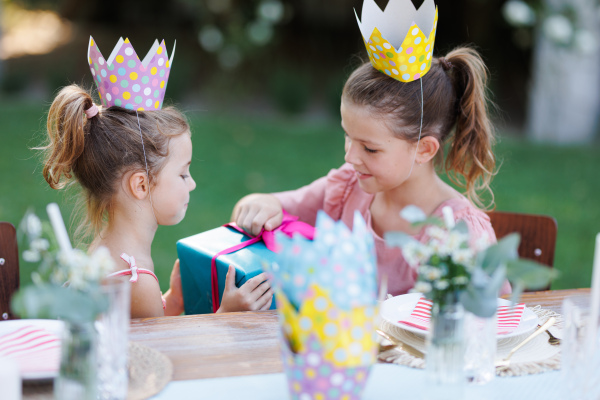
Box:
[503,0,600,143]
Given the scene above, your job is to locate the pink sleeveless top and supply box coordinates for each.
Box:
[107,253,166,310]
[274,163,511,297]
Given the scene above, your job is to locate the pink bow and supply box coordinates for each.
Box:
[210,211,315,312]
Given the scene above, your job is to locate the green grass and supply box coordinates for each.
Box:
[1,101,598,292]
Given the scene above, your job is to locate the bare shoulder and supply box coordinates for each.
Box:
[130,274,165,319]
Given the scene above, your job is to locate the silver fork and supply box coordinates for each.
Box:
[496,317,556,371]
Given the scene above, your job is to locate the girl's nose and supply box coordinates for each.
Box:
[344,141,360,165]
[189,176,197,191]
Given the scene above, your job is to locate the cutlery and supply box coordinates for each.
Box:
[376,329,425,359]
[537,323,561,346]
[496,317,556,371]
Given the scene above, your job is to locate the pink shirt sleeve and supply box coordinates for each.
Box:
[273,176,328,227]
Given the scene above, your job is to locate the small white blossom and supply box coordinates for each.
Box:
[413,281,432,294]
[424,266,443,281]
[25,213,43,238]
[452,276,469,285]
[502,0,536,27]
[474,232,491,252]
[87,246,116,279]
[30,238,50,252]
[426,226,448,242]
[451,248,474,266]
[23,249,41,263]
[434,280,449,290]
[402,241,431,267]
[544,15,573,45]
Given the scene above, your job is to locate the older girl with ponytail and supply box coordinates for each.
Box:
[232,46,511,297]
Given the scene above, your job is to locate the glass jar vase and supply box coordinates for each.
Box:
[54,321,97,400]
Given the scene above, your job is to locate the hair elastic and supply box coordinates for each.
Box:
[84,103,99,119]
[439,57,453,71]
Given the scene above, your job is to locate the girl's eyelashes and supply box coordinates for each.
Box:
[364,146,378,154]
[180,174,189,180]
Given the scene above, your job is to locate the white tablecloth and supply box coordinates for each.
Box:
[150,363,565,400]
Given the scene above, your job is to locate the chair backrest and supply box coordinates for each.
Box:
[0,222,19,320]
[487,211,557,291]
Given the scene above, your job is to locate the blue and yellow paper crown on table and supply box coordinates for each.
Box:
[265,211,378,364]
[355,0,438,83]
[87,37,176,110]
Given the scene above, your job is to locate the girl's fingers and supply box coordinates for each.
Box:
[245,273,270,292]
[263,210,283,232]
[257,288,274,310]
[240,207,262,236]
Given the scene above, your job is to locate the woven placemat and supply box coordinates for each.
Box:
[378,306,562,377]
[23,342,173,400]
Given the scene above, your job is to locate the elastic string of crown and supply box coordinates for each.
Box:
[135,110,159,224]
[405,78,424,180]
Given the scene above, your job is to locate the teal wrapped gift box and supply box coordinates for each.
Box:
[177,226,276,314]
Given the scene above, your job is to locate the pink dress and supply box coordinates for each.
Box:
[274,163,511,296]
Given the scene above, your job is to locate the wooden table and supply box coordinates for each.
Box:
[129,288,591,382]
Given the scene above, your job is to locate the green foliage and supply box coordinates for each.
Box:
[268,67,311,115]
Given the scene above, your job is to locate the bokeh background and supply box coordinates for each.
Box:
[1,0,599,292]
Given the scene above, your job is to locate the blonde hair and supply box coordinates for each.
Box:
[342,46,496,209]
[42,84,190,241]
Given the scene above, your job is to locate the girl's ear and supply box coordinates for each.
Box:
[415,136,440,164]
[128,172,150,200]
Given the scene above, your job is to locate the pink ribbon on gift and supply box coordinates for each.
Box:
[210,211,315,313]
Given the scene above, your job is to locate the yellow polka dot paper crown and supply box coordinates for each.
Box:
[87,36,175,110]
[355,0,438,82]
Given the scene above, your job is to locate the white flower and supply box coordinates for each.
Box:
[402,241,431,267]
[452,276,469,285]
[426,225,448,242]
[422,266,443,281]
[446,232,469,252]
[25,213,42,238]
[413,281,432,294]
[22,249,41,263]
[544,15,573,45]
[400,205,427,224]
[474,232,491,252]
[434,280,449,290]
[88,246,116,279]
[451,248,474,266]
[574,30,598,55]
[502,0,536,27]
[30,238,49,252]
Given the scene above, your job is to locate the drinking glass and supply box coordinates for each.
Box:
[561,294,600,400]
[96,278,131,400]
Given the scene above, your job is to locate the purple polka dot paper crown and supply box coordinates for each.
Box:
[355,0,438,83]
[87,36,175,110]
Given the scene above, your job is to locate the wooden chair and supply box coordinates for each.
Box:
[0,222,19,320]
[487,211,557,291]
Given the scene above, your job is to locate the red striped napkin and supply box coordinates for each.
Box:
[0,324,61,376]
[399,297,526,335]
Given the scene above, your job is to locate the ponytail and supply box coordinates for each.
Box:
[43,86,95,189]
[39,84,190,243]
[443,47,496,209]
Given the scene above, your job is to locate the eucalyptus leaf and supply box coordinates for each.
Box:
[506,259,558,290]
[11,284,109,323]
[460,285,498,318]
[453,220,469,235]
[477,233,520,274]
[383,231,418,248]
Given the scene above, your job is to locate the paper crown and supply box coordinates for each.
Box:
[87,36,175,110]
[266,211,379,399]
[355,0,438,83]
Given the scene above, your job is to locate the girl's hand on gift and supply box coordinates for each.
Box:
[232,194,283,236]
[217,265,273,313]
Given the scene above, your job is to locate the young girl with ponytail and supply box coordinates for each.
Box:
[42,85,273,317]
[232,47,511,297]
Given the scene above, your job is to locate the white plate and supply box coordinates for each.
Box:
[380,293,539,339]
[0,319,64,381]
